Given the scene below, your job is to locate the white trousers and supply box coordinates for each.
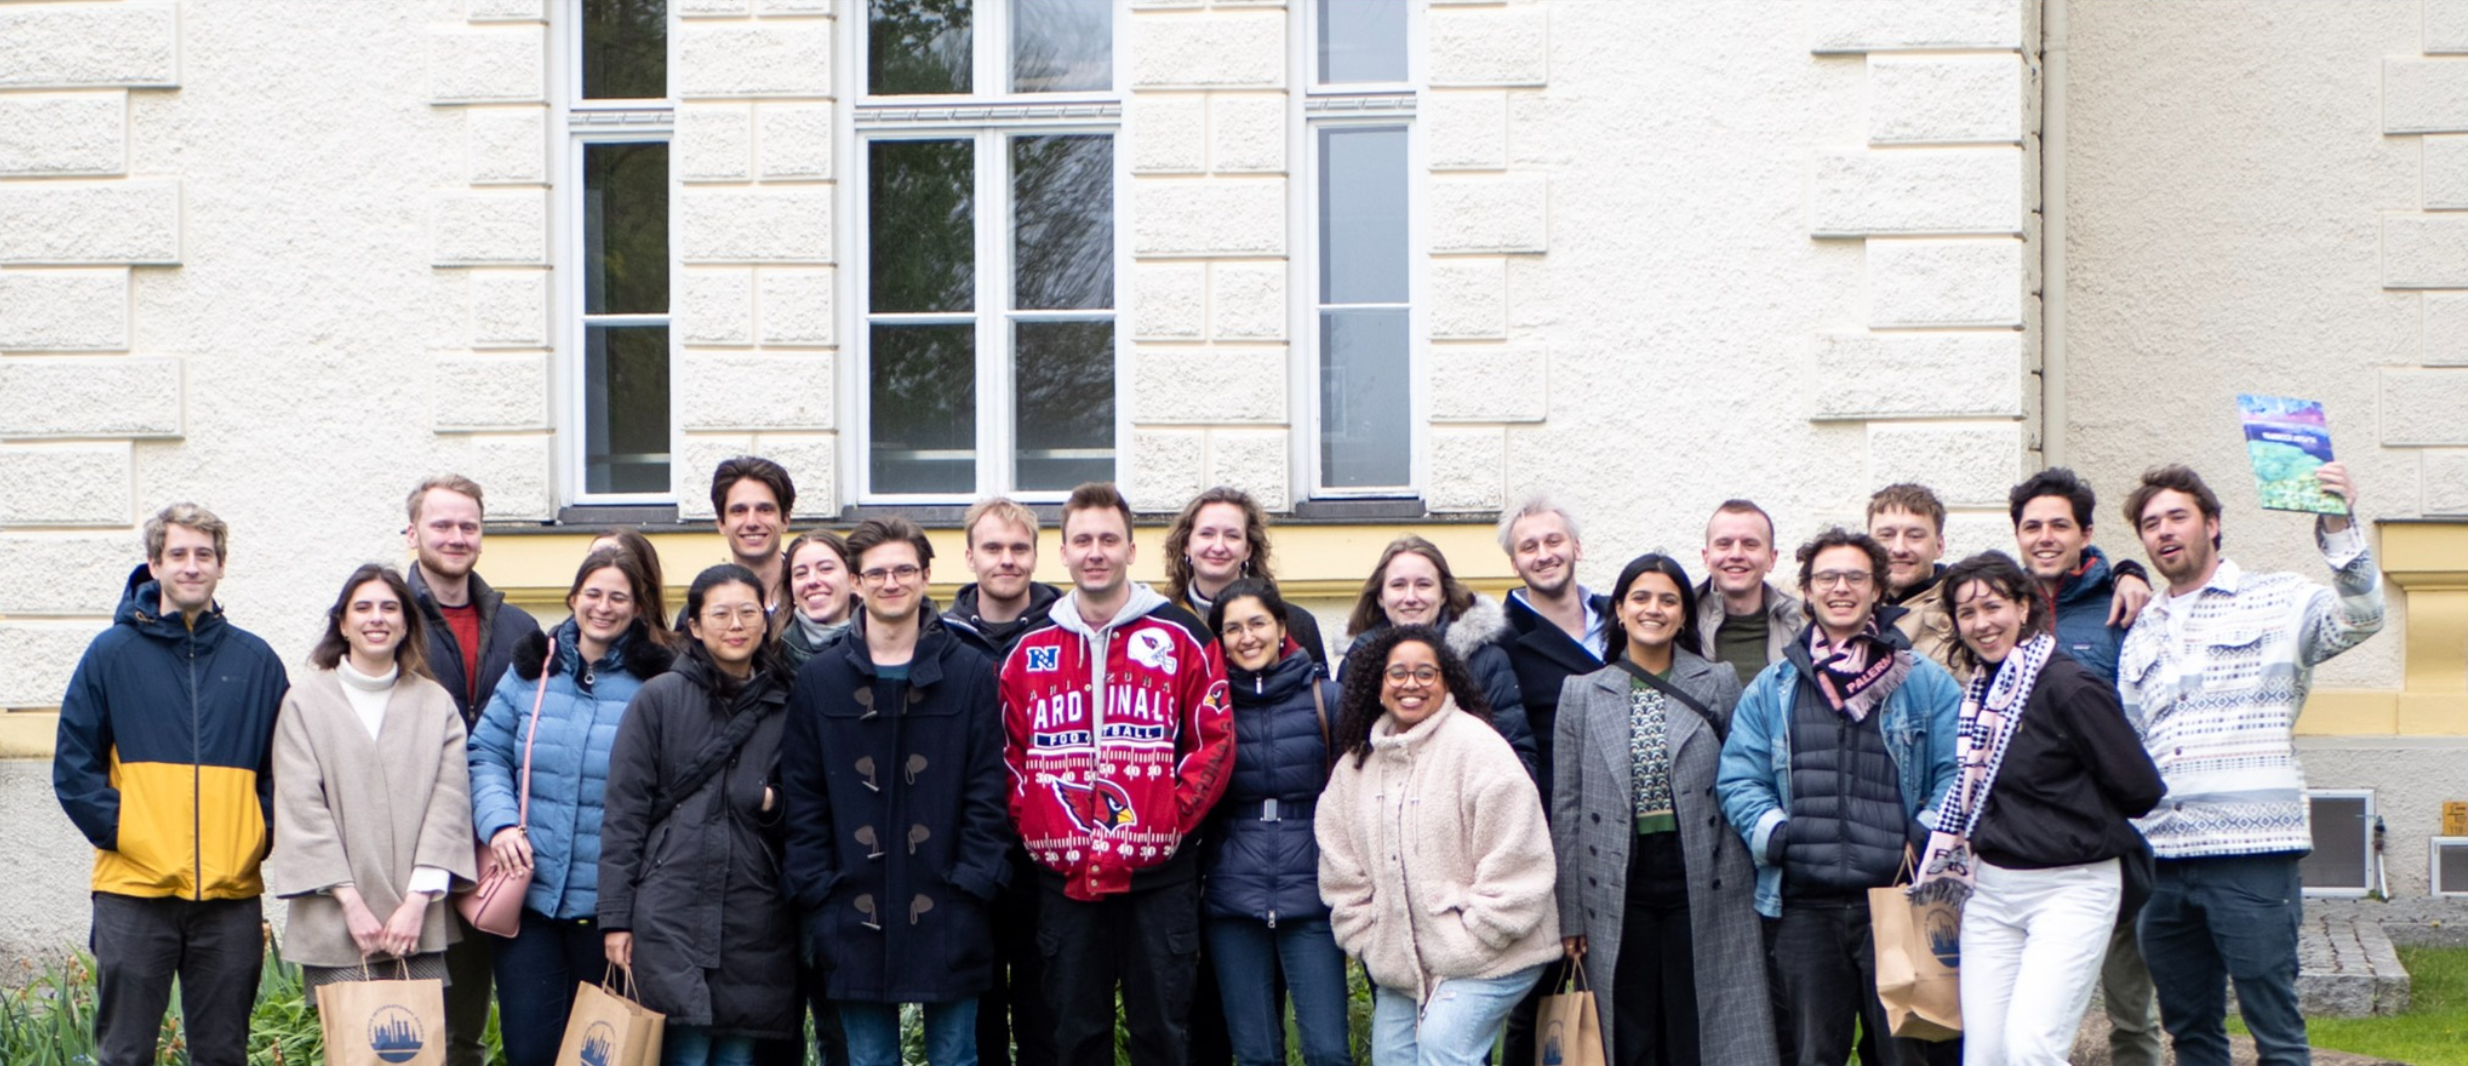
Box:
[1958,857,2121,1066]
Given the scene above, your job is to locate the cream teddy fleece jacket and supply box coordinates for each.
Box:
[1315,696,1561,1003]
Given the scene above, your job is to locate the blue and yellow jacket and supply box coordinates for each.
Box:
[53,565,290,900]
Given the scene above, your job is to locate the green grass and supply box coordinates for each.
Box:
[2226,945,2468,1066]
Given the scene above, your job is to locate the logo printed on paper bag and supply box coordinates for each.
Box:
[1923,902,1962,968]
[580,1021,618,1066]
[366,1005,426,1064]
[1540,1020,1565,1066]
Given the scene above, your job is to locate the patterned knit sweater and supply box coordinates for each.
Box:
[2118,522,2383,859]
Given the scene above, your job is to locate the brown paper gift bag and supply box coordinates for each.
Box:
[1868,878,1963,1041]
[556,966,666,1066]
[1535,960,1606,1066]
[316,961,448,1066]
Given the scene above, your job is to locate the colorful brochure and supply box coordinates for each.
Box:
[2237,394,2344,514]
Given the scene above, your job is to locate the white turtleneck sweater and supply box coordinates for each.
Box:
[336,660,452,900]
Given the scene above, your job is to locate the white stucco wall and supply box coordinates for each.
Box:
[2062,0,2435,693]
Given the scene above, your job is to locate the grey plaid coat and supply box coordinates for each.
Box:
[1549,653,1777,1066]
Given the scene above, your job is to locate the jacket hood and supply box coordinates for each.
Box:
[114,562,229,644]
[949,581,1061,628]
[1345,593,1511,661]
[513,617,675,683]
[1228,642,1320,705]
[1049,581,1170,638]
[2052,545,2118,608]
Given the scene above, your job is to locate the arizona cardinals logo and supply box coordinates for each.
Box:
[1040,773,1139,835]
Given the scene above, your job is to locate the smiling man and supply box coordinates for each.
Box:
[1696,499,1807,686]
[999,483,1233,1066]
[1866,484,1957,662]
[1494,494,1609,801]
[1715,528,1960,1066]
[400,474,539,1066]
[55,503,291,1066]
[2007,468,2153,683]
[2117,464,2384,1066]
[709,455,796,614]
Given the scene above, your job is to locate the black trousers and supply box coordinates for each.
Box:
[1039,878,1202,1066]
[1613,832,1698,1066]
[1767,897,1937,1066]
[91,892,263,1066]
[443,909,494,1066]
[978,867,1058,1066]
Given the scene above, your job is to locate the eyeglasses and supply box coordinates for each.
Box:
[859,564,923,586]
[701,606,765,629]
[1383,666,1440,685]
[1809,570,1875,590]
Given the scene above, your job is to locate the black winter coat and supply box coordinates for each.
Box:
[409,567,542,726]
[1343,596,1539,784]
[782,615,1012,1004]
[597,654,797,1038]
[1969,652,2166,870]
[1203,644,1339,924]
[1498,590,1610,812]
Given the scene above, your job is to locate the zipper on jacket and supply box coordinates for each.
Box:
[1085,626,1111,892]
[189,627,202,903]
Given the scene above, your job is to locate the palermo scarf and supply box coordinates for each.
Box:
[1807,620,1912,723]
[1914,631,2057,904]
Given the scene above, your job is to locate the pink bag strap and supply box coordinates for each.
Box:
[515,641,555,829]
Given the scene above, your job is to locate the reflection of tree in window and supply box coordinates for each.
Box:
[870,0,973,95]
[583,0,667,100]
[585,144,669,315]
[1012,0,1111,93]
[869,140,974,313]
[1012,135,1111,311]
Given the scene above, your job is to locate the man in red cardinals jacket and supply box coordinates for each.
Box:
[1000,482,1233,1066]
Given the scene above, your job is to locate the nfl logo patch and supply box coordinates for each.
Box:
[1027,647,1060,672]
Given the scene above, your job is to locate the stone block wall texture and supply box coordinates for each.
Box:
[671,4,836,520]
[1774,1,2036,569]
[1124,0,1299,513]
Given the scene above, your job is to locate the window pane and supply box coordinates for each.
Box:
[870,0,973,95]
[582,0,667,100]
[584,142,670,315]
[870,324,977,494]
[1013,135,1113,311]
[870,139,975,313]
[1318,126,1407,305]
[1012,0,1111,93]
[1014,320,1114,490]
[1319,309,1409,488]
[1318,0,1406,85]
[584,325,671,495]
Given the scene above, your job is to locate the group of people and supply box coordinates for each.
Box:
[53,453,2384,1066]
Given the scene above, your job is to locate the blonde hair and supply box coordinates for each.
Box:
[406,474,486,523]
[143,502,229,561]
[963,496,1040,548]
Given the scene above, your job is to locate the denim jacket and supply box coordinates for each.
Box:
[1714,638,1962,918]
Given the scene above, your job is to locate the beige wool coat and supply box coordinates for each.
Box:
[264,669,477,968]
[1316,696,1561,1003]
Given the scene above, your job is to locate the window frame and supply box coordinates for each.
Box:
[839,0,1131,506]
[1290,0,1426,502]
[553,1,680,507]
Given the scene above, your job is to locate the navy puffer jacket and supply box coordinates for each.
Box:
[1203,644,1339,924]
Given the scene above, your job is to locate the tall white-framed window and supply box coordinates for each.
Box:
[849,0,1125,503]
[1296,0,1420,499]
[558,0,675,502]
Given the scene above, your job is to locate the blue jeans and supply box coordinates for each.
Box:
[841,999,980,1066]
[666,1026,759,1066]
[1369,964,1547,1066]
[2137,855,2307,1066]
[492,909,609,1066]
[1204,918,1352,1066]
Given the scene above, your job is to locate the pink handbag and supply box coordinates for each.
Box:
[457,645,554,938]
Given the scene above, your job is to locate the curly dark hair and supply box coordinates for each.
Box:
[1333,625,1491,768]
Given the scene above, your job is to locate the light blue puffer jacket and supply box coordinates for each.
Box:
[469,618,670,919]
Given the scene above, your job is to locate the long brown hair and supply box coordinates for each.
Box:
[569,547,677,648]
[1344,535,1477,638]
[1161,487,1278,607]
[310,564,436,680]
[592,527,671,635]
